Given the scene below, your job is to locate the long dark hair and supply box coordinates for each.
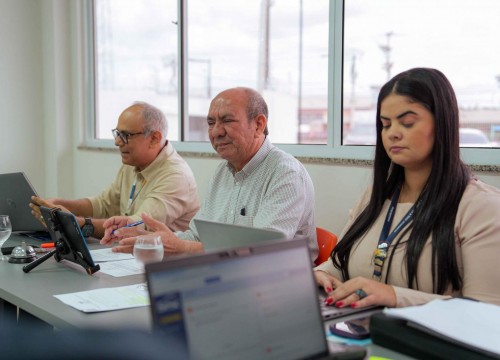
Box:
[333,68,470,294]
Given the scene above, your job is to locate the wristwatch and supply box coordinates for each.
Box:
[80,217,94,237]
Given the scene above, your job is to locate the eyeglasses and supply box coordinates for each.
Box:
[111,128,147,144]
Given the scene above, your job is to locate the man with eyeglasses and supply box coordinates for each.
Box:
[100,88,318,261]
[30,102,200,238]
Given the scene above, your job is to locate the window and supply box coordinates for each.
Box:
[91,0,329,145]
[185,0,329,144]
[343,0,500,150]
[86,0,500,164]
[93,0,179,141]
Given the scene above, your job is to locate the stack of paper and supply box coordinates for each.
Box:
[384,298,500,356]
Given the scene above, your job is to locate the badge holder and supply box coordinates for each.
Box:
[22,207,100,275]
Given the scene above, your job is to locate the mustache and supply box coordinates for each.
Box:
[214,138,231,146]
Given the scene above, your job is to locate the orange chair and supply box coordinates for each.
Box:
[314,227,338,266]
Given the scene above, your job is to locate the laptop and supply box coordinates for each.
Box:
[0,172,46,232]
[193,218,286,251]
[145,239,375,360]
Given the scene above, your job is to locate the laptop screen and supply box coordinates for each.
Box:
[146,240,329,360]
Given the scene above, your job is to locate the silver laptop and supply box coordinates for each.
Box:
[145,239,375,360]
[0,172,46,232]
[193,218,286,251]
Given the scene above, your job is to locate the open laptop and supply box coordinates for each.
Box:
[193,218,286,251]
[0,172,46,233]
[145,239,377,360]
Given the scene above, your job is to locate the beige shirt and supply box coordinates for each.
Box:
[315,178,500,307]
[88,142,200,231]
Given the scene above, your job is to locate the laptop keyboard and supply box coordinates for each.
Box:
[319,297,353,318]
[318,293,382,320]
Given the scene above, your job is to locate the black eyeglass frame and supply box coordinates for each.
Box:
[111,128,149,144]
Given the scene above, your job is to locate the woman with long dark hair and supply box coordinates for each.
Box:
[315,68,500,307]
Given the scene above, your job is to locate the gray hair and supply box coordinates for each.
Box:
[239,87,269,136]
[133,101,168,141]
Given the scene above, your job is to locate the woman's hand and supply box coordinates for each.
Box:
[314,270,344,295]
[325,276,397,308]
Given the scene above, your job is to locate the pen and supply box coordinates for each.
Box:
[112,220,144,234]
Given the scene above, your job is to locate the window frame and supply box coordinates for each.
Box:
[81,0,500,166]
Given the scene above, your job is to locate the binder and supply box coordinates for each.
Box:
[369,300,500,360]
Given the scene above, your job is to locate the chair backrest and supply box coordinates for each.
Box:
[314,227,338,266]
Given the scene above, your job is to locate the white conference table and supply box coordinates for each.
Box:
[0,234,151,330]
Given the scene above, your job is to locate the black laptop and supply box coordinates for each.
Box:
[145,239,372,360]
[0,172,46,232]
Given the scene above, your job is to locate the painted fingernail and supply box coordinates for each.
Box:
[335,301,344,308]
[326,287,333,293]
[350,302,358,308]
[324,297,334,305]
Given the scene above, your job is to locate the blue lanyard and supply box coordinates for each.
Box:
[373,186,416,280]
[128,175,137,209]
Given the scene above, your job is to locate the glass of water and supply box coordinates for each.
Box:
[0,215,12,261]
[133,234,164,264]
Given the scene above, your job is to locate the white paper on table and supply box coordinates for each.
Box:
[97,258,145,277]
[54,283,149,313]
[90,248,135,262]
[384,298,500,356]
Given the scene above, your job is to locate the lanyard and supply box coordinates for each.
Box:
[373,186,416,280]
[128,175,138,209]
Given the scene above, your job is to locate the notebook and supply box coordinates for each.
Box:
[0,172,46,232]
[193,218,286,251]
[145,239,373,360]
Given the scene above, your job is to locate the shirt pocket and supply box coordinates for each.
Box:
[236,215,254,227]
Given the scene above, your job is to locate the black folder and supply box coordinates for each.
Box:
[370,312,500,360]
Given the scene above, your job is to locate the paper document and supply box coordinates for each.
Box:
[54,283,149,313]
[384,298,500,356]
[97,258,145,277]
[90,248,135,262]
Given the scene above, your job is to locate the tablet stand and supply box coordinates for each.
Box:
[23,208,100,275]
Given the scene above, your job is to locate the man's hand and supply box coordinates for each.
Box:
[100,216,136,245]
[29,196,70,227]
[108,213,203,255]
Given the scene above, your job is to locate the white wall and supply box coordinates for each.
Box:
[1,1,500,236]
[0,0,75,198]
[0,0,45,190]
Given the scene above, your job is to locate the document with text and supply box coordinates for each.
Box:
[89,248,143,276]
[54,283,149,313]
[96,258,145,277]
[90,248,135,262]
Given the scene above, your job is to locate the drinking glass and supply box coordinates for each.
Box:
[0,215,13,261]
[133,234,164,264]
